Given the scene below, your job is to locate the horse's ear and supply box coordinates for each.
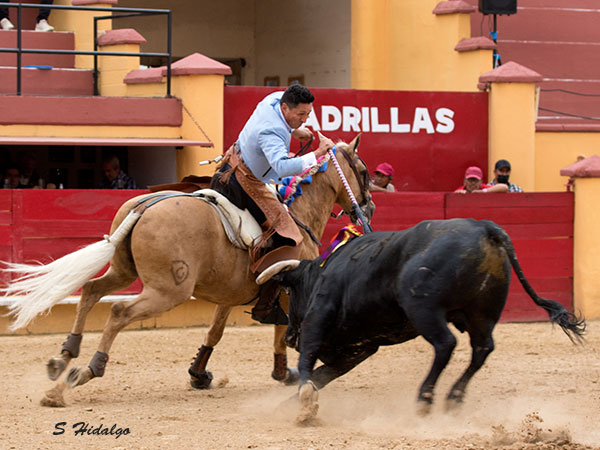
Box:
[348,133,361,155]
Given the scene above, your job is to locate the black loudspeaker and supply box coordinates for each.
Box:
[479,0,517,15]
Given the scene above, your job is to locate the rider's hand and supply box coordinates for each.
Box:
[292,127,313,142]
[314,136,334,159]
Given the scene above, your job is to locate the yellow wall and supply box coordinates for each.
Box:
[573,178,600,319]
[171,74,225,179]
[535,132,600,192]
[0,301,255,336]
[351,0,492,91]
[488,83,537,192]
[99,43,141,97]
[0,124,181,139]
[52,1,113,69]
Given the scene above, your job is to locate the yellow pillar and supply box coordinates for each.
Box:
[97,29,146,97]
[561,157,600,320]
[479,62,542,191]
[51,0,114,69]
[169,53,232,179]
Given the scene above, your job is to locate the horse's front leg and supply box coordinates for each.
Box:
[189,304,232,389]
[272,324,299,385]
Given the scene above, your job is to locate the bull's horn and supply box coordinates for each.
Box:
[256,260,301,285]
[317,131,327,141]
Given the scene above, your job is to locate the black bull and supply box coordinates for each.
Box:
[258,218,585,413]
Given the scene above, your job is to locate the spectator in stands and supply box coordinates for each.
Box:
[3,166,26,189]
[1,0,55,32]
[100,155,138,189]
[18,153,43,188]
[370,162,396,192]
[489,159,523,192]
[455,166,508,194]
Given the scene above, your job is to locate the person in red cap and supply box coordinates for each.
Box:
[455,166,508,194]
[370,162,396,192]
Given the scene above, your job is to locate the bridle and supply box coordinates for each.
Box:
[331,146,373,232]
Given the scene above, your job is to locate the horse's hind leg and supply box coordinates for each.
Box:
[66,286,186,389]
[188,304,232,389]
[47,268,136,381]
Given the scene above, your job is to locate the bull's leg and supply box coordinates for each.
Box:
[409,311,457,414]
[188,304,232,389]
[311,346,378,389]
[47,268,135,381]
[445,329,494,410]
[66,287,187,389]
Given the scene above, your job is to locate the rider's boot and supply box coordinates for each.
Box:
[251,279,288,325]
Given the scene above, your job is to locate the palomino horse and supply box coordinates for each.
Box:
[4,134,374,403]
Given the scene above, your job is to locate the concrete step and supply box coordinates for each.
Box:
[0,66,93,96]
[537,79,600,126]
[496,41,600,79]
[470,7,600,43]
[0,30,75,68]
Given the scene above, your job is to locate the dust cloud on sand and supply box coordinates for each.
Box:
[1,321,598,449]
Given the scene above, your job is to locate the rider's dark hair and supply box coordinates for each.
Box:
[281,84,314,108]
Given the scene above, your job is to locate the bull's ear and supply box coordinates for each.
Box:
[256,260,301,285]
[348,133,361,156]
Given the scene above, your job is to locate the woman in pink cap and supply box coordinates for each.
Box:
[370,162,396,192]
[455,166,508,194]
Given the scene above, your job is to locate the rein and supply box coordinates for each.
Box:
[328,147,372,233]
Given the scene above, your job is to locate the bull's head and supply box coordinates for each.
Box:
[257,259,319,350]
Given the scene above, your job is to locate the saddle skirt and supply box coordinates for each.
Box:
[194,188,272,249]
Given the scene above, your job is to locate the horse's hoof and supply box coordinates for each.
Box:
[190,370,213,389]
[283,368,300,386]
[66,367,93,388]
[46,357,67,381]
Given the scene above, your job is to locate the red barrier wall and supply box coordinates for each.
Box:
[0,190,573,322]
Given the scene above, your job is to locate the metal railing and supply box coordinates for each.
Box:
[0,2,172,96]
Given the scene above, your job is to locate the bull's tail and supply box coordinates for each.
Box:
[484,220,586,343]
[3,210,142,331]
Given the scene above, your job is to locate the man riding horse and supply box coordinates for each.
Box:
[211,84,334,324]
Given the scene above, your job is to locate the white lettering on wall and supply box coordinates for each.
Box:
[412,107,435,134]
[390,107,411,133]
[435,108,455,133]
[342,106,361,132]
[370,107,390,133]
[321,105,342,131]
[306,105,456,134]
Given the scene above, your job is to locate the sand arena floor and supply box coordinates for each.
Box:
[1,320,599,449]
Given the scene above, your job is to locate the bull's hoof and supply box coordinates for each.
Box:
[445,390,465,412]
[189,370,213,389]
[46,357,67,381]
[66,367,94,388]
[416,394,433,416]
[296,382,319,425]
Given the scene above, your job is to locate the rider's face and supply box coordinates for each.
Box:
[281,102,312,129]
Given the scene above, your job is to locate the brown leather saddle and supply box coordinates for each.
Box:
[148,175,212,193]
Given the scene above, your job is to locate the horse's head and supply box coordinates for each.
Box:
[325,132,376,226]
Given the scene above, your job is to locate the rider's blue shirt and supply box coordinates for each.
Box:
[237,91,314,183]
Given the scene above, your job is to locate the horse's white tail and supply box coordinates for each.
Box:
[3,210,142,331]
